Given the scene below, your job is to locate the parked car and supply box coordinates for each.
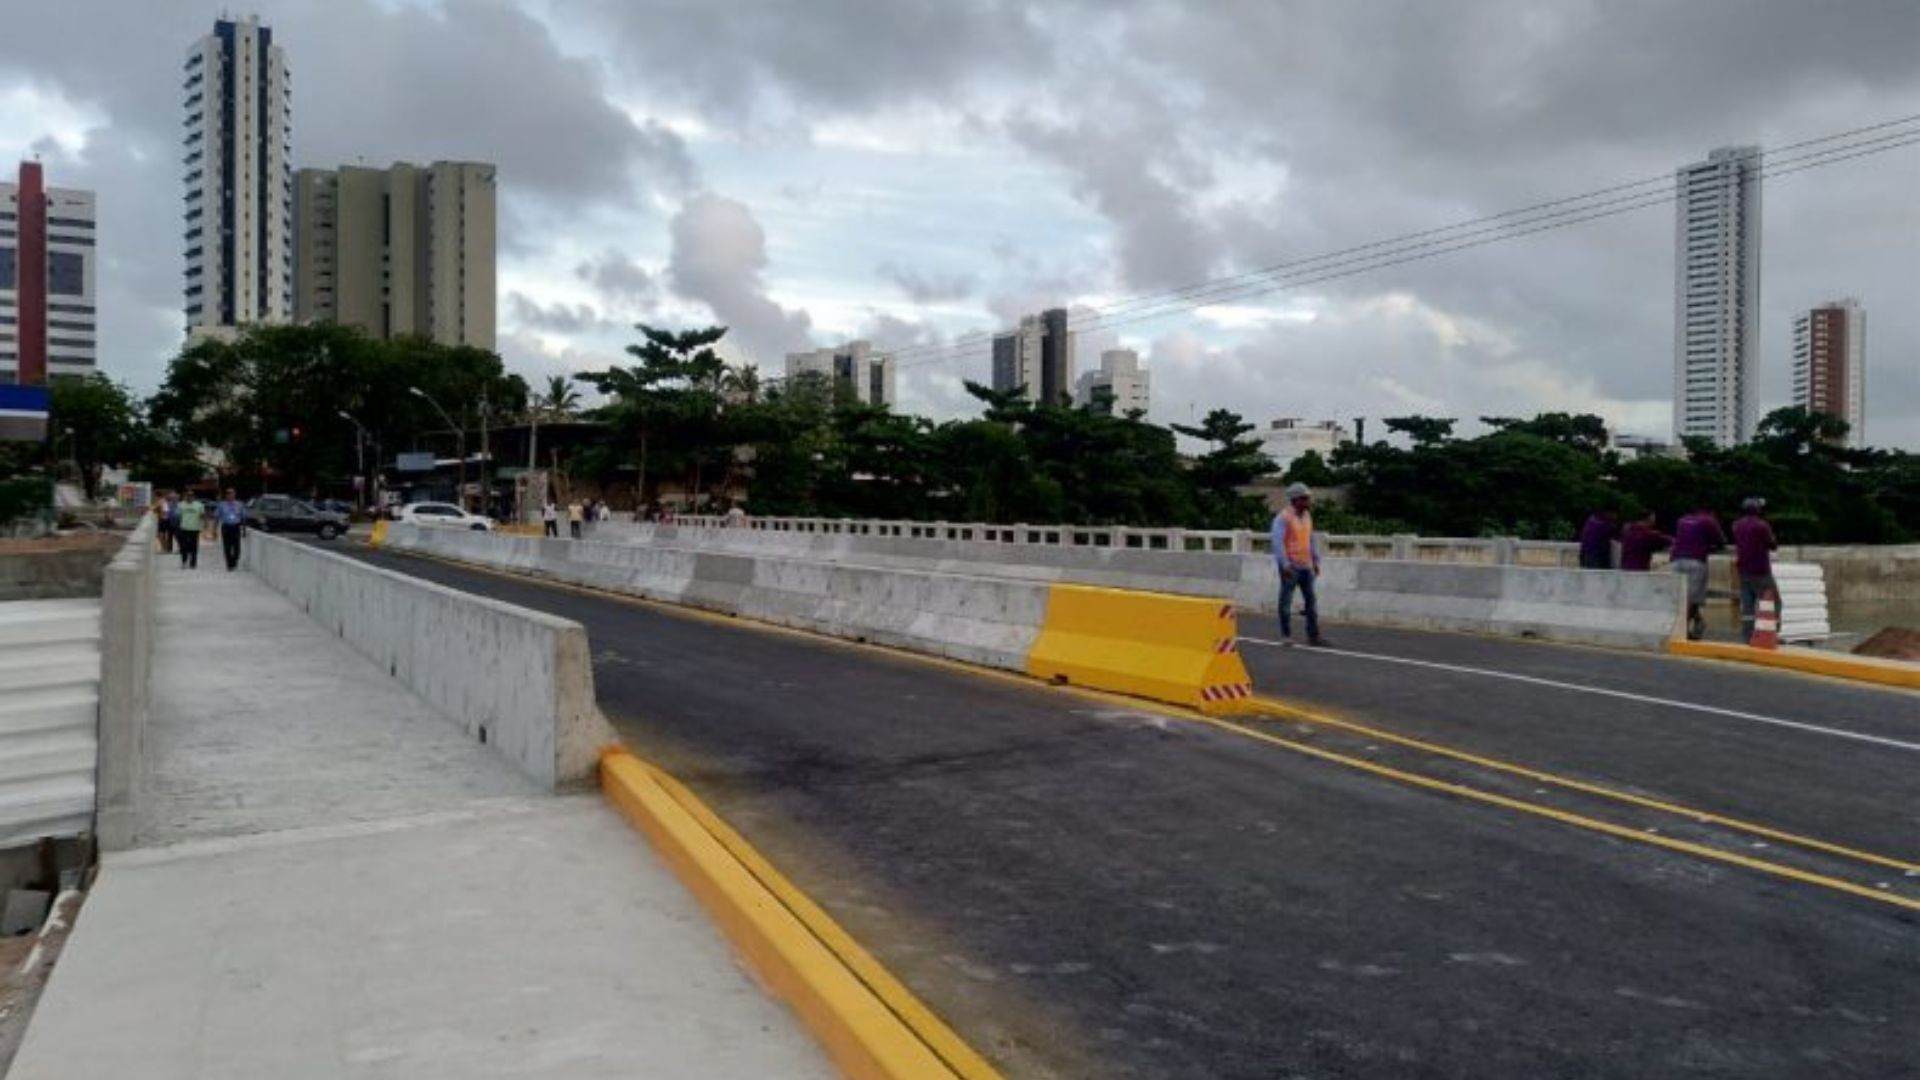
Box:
[393,502,495,531]
[246,494,350,540]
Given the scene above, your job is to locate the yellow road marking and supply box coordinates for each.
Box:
[374,544,1920,913]
[1251,695,1920,876]
[646,765,1005,1080]
[1191,712,1920,913]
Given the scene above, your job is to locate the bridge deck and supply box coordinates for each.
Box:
[333,541,1920,1080]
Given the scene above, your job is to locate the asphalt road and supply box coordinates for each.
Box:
[1238,623,1920,862]
[316,540,1920,1080]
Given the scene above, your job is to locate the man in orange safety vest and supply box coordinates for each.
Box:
[1271,482,1328,647]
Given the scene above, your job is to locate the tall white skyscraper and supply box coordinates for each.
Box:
[1792,299,1866,447]
[1672,146,1762,446]
[184,15,292,331]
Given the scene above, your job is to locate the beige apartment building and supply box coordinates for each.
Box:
[293,161,496,349]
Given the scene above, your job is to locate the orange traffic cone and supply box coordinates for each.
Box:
[1749,589,1781,651]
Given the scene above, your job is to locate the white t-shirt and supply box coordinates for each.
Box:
[542,503,558,522]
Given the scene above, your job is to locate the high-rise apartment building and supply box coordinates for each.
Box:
[785,340,896,407]
[991,307,1074,404]
[1673,146,1762,446]
[1792,299,1866,447]
[184,15,292,331]
[1075,348,1150,416]
[293,161,497,349]
[0,162,96,384]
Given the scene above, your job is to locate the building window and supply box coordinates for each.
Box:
[48,251,86,296]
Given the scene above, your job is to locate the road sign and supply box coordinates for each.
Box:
[396,452,437,472]
[0,384,50,442]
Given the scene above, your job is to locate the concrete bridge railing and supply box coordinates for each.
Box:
[662,513,1582,567]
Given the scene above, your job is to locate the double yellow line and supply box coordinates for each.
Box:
[1219,699,1920,913]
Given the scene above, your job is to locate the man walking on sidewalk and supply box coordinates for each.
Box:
[215,488,247,571]
[1732,497,1779,644]
[1272,482,1328,647]
[175,495,204,569]
[542,498,560,538]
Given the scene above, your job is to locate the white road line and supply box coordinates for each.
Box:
[1238,637,1920,753]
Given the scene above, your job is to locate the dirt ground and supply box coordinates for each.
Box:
[0,891,85,1078]
[0,532,123,557]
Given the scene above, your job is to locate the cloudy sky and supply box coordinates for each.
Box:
[3,0,1917,446]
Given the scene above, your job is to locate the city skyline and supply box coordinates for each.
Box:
[0,3,1914,446]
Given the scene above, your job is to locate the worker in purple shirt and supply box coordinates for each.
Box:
[1577,508,1619,570]
[1731,497,1778,644]
[1669,504,1727,641]
[1618,511,1672,572]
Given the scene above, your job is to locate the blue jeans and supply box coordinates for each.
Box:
[1280,566,1320,641]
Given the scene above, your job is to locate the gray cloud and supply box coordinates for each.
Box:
[667,193,814,361]
[567,0,1054,118]
[573,250,658,308]
[876,262,976,304]
[505,293,604,335]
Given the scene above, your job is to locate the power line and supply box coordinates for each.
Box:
[828,114,1920,377]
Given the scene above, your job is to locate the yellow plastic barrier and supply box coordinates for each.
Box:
[1025,584,1255,715]
[368,519,388,548]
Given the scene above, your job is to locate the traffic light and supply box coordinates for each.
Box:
[290,424,304,441]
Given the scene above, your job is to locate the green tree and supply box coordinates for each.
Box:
[1384,415,1456,448]
[48,374,144,499]
[149,323,525,497]
[1283,449,1338,487]
[1172,409,1275,528]
[537,374,582,419]
[577,324,729,505]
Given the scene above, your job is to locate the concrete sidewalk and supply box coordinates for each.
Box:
[10,558,833,1079]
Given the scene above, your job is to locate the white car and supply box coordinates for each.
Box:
[394,502,495,531]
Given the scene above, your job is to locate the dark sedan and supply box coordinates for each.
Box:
[246,494,349,540]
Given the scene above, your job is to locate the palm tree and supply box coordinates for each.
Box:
[538,374,581,420]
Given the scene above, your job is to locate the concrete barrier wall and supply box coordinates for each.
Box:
[1293,560,1685,650]
[95,517,156,850]
[387,524,1050,671]
[589,521,1683,650]
[244,531,615,790]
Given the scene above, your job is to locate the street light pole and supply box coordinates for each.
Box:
[409,386,467,511]
[337,410,368,513]
[478,390,491,520]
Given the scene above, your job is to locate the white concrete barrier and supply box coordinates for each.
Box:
[587,521,1684,650]
[389,524,1051,671]
[96,517,157,850]
[1288,560,1685,650]
[244,530,615,790]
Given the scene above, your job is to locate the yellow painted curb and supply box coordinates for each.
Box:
[1668,639,1920,690]
[599,748,1002,1080]
[1026,583,1256,714]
